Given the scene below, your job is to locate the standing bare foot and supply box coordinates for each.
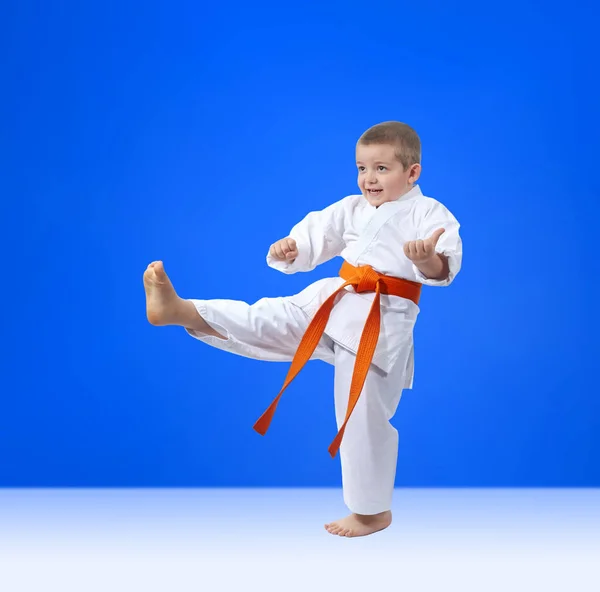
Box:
[324,511,392,538]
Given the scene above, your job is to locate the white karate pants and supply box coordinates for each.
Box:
[185,295,404,515]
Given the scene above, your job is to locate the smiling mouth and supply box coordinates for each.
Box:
[367,189,383,195]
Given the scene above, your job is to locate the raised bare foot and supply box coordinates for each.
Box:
[324,510,392,538]
[143,261,184,326]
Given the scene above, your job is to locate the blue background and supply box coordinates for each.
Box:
[1,0,598,487]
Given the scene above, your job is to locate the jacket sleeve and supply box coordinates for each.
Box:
[413,200,463,286]
[266,196,349,274]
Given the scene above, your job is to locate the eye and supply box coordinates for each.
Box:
[378,165,387,171]
[357,166,366,172]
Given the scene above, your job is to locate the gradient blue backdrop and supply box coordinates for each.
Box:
[1,0,598,487]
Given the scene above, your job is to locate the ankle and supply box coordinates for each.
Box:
[355,510,391,520]
[181,300,225,339]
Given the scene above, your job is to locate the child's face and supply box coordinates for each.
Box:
[356,143,421,207]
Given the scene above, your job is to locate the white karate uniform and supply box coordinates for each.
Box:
[186,185,462,514]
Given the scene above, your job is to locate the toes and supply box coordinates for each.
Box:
[326,521,355,537]
[324,523,355,537]
[145,262,159,279]
[154,262,167,280]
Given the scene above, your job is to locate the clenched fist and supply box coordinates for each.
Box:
[403,228,445,263]
[269,237,299,262]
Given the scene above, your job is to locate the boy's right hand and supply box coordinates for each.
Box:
[269,237,298,262]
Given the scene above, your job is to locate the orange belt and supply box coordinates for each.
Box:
[253,261,422,458]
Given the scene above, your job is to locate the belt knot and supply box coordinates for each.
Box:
[355,265,381,293]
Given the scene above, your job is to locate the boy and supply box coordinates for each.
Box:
[143,121,463,538]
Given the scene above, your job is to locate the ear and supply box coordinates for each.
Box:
[408,163,421,183]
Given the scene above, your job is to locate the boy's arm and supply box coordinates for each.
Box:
[266,197,348,274]
[411,247,450,281]
[408,202,462,286]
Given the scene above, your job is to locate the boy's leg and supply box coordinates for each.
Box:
[325,343,405,537]
[144,260,335,363]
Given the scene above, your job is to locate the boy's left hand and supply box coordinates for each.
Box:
[403,228,445,263]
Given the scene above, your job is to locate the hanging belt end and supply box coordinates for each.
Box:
[328,432,343,459]
[253,400,279,436]
[253,416,270,436]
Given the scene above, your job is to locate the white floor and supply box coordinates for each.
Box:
[1,488,598,592]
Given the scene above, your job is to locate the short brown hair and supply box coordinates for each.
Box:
[358,121,421,170]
